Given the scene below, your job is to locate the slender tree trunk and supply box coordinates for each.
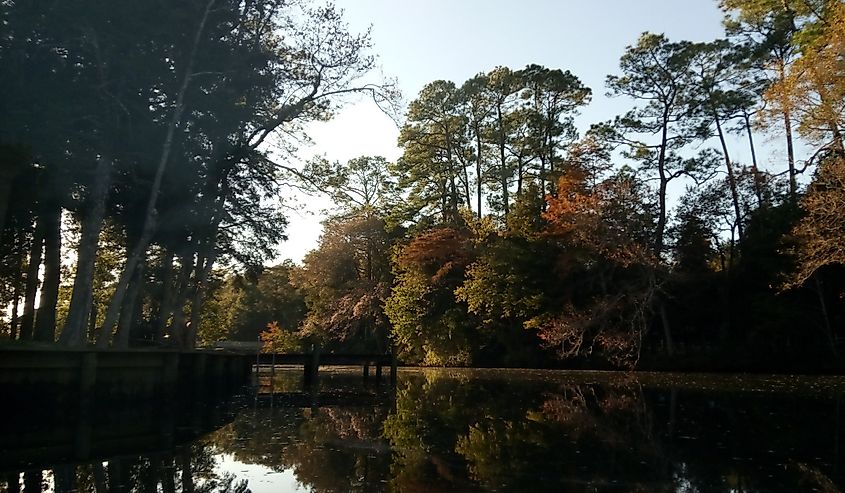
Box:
[495,104,509,216]
[88,296,98,340]
[462,159,472,211]
[475,127,483,218]
[659,303,674,357]
[156,250,176,343]
[160,458,176,493]
[60,153,112,346]
[777,60,797,201]
[10,279,20,340]
[655,116,670,256]
[112,259,145,348]
[10,238,22,339]
[168,253,195,348]
[714,112,744,241]
[34,201,61,342]
[445,130,459,219]
[53,465,73,493]
[539,155,546,207]
[23,471,41,493]
[181,449,195,493]
[92,462,108,493]
[19,221,44,341]
[99,0,216,346]
[108,458,126,493]
[784,107,797,199]
[743,111,764,207]
[99,226,141,347]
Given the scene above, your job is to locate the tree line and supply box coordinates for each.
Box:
[2,0,844,370]
[204,0,845,369]
[0,0,393,349]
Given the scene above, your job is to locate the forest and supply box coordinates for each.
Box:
[1,0,844,370]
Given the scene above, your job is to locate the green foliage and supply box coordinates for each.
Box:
[199,262,306,344]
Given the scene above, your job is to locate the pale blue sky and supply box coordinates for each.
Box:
[279,1,789,262]
[340,0,726,126]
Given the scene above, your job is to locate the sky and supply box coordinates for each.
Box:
[276,0,783,263]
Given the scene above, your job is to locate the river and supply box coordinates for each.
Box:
[3,368,845,492]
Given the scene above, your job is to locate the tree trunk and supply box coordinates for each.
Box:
[10,279,20,340]
[784,107,797,199]
[168,253,195,348]
[777,60,797,201]
[19,220,44,341]
[539,154,546,207]
[714,112,744,241]
[160,458,176,493]
[498,106,509,217]
[10,243,22,339]
[181,449,195,493]
[655,119,669,257]
[99,0,216,346]
[53,465,74,493]
[112,259,145,348]
[92,461,108,493]
[23,471,41,493]
[108,458,126,493]
[98,226,142,347]
[155,250,176,343]
[475,127,483,218]
[188,246,217,350]
[743,111,764,207]
[34,201,61,342]
[88,296,98,341]
[60,153,112,347]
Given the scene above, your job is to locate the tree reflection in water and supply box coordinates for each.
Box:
[1,443,248,493]
[3,370,844,492]
[214,370,845,492]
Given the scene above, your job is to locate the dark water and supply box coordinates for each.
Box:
[3,368,845,492]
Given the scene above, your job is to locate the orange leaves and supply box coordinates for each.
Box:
[542,172,601,241]
[396,227,473,283]
[542,174,654,268]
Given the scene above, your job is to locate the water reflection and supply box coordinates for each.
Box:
[3,369,845,492]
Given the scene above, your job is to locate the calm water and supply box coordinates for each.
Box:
[3,368,845,492]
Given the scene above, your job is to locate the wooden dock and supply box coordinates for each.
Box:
[0,348,254,406]
[255,351,398,385]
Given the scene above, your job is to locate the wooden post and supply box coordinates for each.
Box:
[255,334,261,375]
[363,363,370,380]
[375,363,382,382]
[304,346,320,386]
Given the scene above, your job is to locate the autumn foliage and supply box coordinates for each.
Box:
[260,321,301,354]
